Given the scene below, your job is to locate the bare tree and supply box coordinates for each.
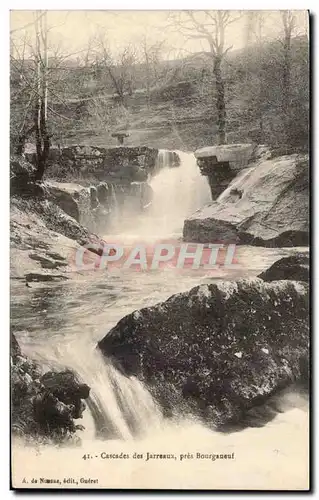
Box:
[168,10,241,144]
[93,34,138,107]
[33,10,50,181]
[10,11,99,165]
[139,35,165,108]
[280,10,296,141]
[10,32,37,155]
[244,11,267,139]
[10,11,51,179]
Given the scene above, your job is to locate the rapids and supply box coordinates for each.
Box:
[11,151,309,489]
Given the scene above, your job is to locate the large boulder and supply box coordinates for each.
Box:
[98,278,309,428]
[36,200,107,256]
[96,182,110,207]
[183,154,309,247]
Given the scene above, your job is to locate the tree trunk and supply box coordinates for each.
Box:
[281,12,294,143]
[213,56,226,145]
[282,33,291,140]
[34,99,50,181]
[34,10,50,181]
[107,67,127,108]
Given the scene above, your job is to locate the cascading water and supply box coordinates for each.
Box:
[111,150,212,240]
[63,346,163,441]
[11,147,308,489]
[19,334,163,442]
[146,150,211,238]
[108,183,121,230]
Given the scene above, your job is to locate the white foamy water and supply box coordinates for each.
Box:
[109,150,211,241]
[11,151,309,489]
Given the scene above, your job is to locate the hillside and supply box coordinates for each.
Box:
[11,35,309,152]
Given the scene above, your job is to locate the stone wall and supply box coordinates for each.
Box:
[26,145,161,183]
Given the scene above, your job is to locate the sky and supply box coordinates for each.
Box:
[10,10,309,60]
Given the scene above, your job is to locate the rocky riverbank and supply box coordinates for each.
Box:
[10,147,163,282]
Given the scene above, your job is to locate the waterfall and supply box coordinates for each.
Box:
[65,346,163,440]
[111,150,211,241]
[108,183,121,230]
[150,150,212,232]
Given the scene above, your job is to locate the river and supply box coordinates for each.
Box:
[11,151,309,489]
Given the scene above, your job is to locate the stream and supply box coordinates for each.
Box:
[11,151,309,489]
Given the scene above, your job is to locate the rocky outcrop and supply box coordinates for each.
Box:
[183,154,309,247]
[98,278,309,428]
[194,144,270,200]
[45,181,89,222]
[10,156,154,279]
[258,252,309,282]
[11,196,76,280]
[10,196,106,281]
[27,199,105,255]
[155,150,181,171]
[11,333,90,441]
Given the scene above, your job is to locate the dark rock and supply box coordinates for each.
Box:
[11,336,91,441]
[90,186,99,209]
[40,370,90,419]
[96,182,110,206]
[258,253,309,282]
[41,370,90,399]
[33,393,77,434]
[11,332,21,359]
[99,279,309,427]
[184,154,309,247]
[25,272,68,282]
[32,199,106,256]
[155,150,181,171]
[29,252,68,269]
[10,156,48,198]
